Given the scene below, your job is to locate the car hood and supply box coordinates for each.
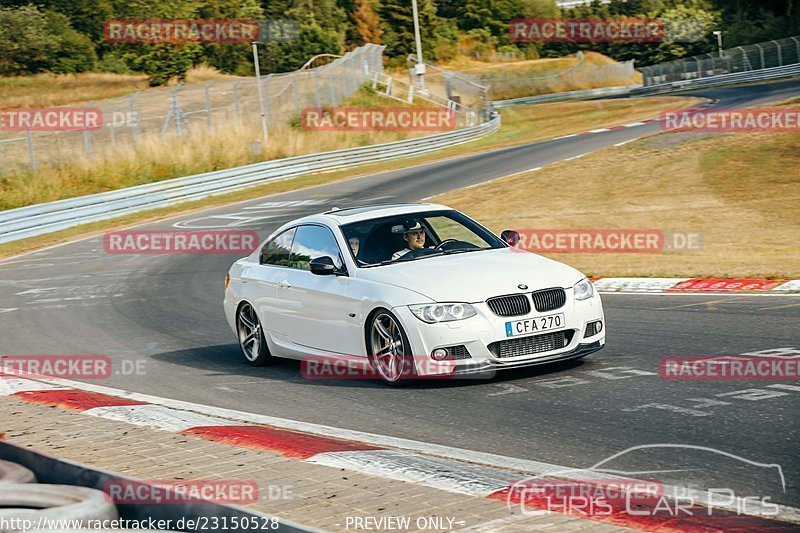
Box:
[354,248,584,303]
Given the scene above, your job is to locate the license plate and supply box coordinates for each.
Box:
[505,313,565,337]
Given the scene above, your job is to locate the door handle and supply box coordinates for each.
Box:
[277,280,291,289]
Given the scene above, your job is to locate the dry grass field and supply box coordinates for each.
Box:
[434,126,800,278]
[0,66,233,109]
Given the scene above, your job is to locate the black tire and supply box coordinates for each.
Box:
[0,460,36,483]
[366,308,415,386]
[236,302,278,366]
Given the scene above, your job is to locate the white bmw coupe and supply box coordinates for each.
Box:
[224,203,605,384]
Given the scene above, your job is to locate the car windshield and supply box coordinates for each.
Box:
[340,209,504,267]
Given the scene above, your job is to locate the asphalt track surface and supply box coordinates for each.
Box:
[1,80,798,510]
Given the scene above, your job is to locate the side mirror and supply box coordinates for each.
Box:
[500,230,520,246]
[310,256,337,275]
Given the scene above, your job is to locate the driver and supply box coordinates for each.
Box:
[392,221,428,260]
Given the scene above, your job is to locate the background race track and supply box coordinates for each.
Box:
[1,80,798,508]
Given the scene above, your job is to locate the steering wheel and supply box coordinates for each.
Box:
[434,239,459,250]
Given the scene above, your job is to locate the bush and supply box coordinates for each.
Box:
[0,5,96,76]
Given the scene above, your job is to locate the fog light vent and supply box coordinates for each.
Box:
[584,320,603,338]
[432,345,472,360]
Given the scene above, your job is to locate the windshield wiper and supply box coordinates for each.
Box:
[379,250,447,265]
[441,247,484,255]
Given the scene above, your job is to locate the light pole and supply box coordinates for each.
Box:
[251,42,269,144]
[411,0,426,91]
[713,31,724,58]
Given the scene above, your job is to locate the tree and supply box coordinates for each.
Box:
[379,0,447,60]
[196,0,264,75]
[258,23,342,72]
[0,5,96,75]
[353,0,383,45]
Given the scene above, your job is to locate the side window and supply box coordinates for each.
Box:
[259,228,296,266]
[290,225,343,271]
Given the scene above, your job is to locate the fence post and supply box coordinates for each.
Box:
[291,77,300,115]
[25,128,37,172]
[264,75,272,127]
[204,82,214,129]
[172,83,184,137]
[737,46,751,71]
[82,104,93,158]
[772,40,782,67]
[327,72,336,105]
[755,44,765,69]
[793,37,800,63]
[694,57,702,78]
[314,70,322,107]
[129,92,139,147]
[232,80,242,124]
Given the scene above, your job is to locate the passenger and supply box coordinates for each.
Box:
[392,221,427,260]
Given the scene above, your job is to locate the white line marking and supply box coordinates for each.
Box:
[588,128,611,133]
[420,167,543,200]
[623,122,647,127]
[613,139,636,147]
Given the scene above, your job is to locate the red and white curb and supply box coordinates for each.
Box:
[1,370,798,531]
[552,119,659,141]
[549,100,716,142]
[592,277,800,294]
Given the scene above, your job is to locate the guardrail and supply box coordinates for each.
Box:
[0,117,500,244]
[632,63,800,95]
[492,84,641,107]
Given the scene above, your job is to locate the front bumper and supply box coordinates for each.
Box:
[449,340,603,376]
[394,290,605,378]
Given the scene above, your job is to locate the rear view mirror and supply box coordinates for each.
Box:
[501,230,520,246]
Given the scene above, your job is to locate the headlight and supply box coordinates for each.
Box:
[573,278,594,301]
[409,303,477,323]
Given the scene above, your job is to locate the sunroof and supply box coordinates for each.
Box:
[325,204,425,216]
